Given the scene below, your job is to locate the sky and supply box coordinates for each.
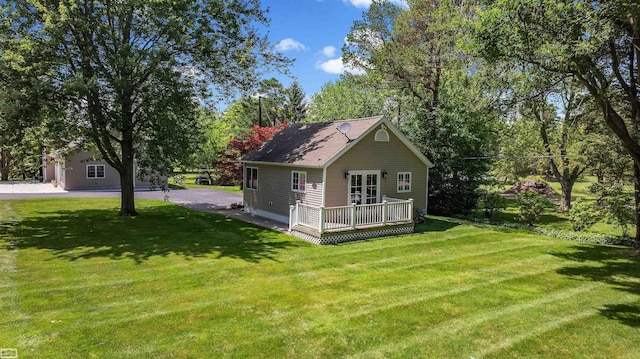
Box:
[256,0,383,99]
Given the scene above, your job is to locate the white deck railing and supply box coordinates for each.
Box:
[289,197,413,233]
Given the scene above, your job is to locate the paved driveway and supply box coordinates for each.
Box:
[0,183,288,233]
[0,183,240,207]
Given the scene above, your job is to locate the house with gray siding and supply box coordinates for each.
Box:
[43,150,166,191]
[241,116,434,244]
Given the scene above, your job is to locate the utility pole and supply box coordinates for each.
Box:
[258,95,263,127]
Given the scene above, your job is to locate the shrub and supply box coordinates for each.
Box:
[211,122,288,185]
[590,182,634,237]
[515,191,550,226]
[568,199,600,232]
[477,189,507,219]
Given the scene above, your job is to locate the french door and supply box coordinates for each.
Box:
[348,170,380,205]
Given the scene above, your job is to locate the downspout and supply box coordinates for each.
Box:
[425,166,429,215]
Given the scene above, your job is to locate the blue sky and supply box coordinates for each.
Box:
[258,0,378,98]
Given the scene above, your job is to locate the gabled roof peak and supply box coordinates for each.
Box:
[241,116,433,168]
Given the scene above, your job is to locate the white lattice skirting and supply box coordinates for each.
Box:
[291,225,414,245]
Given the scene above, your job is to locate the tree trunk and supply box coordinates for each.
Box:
[634,163,640,247]
[118,133,137,216]
[119,160,137,216]
[559,180,574,212]
[0,148,11,181]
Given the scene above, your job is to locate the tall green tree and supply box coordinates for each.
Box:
[1,0,289,216]
[0,51,59,181]
[473,0,640,245]
[307,77,390,122]
[342,0,498,215]
[493,116,544,183]
[283,80,308,123]
[402,71,499,215]
[255,78,287,127]
[523,80,593,211]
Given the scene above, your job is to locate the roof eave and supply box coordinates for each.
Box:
[240,160,325,169]
[381,118,435,168]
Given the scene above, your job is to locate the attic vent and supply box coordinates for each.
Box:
[374,129,389,142]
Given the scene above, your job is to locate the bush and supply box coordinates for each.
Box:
[515,191,550,226]
[459,215,634,247]
[590,182,634,237]
[211,122,287,186]
[477,189,507,219]
[568,199,600,232]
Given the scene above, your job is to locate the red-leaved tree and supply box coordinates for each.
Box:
[212,122,288,185]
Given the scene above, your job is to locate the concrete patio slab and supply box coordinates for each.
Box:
[0,181,67,194]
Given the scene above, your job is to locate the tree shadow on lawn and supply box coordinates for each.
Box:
[414,217,460,233]
[9,205,303,264]
[550,245,640,328]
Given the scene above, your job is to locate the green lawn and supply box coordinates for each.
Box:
[1,198,638,358]
[484,176,634,236]
[168,172,242,193]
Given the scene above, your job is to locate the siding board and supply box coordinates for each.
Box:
[59,151,165,190]
[326,127,427,210]
[243,164,323,218]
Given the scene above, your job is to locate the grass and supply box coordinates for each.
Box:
[1,198,639,358]
[168,172,242,193]
[483,176,634,237]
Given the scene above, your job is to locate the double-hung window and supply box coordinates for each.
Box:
[246,167,258,190]
[87,165,106,179]
[397,172,411,192]
[291,171,307,193]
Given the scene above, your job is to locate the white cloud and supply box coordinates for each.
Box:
[344,0,371,8]
[316,57,365,75]
[316,58,344,74]
[321,46,337,58]
[276,38,308,52]
[343,0,407,8]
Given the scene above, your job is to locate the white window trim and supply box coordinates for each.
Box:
[374,129,390,142]
[86,164,106,179]
[246,166,258,191]
[291,170,307,193]
[347,170,381,204]
[397,172,412,193]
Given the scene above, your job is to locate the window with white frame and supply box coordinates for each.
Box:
[245,167,258,190]
[86,164,106,179]
[397,172,411,192]
[291,170,307,193]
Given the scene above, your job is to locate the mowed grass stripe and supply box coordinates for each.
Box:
[288,253,560,316]
[297,226,503,260]
[2,198,639,358]
[59,253,560,336]
[361,240,551,273]
[203,257,578,353]
[474,296,640,359]
[346,283,600,358]
[0,202,31,331]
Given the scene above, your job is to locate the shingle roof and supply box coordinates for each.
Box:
[242,116,384,167]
